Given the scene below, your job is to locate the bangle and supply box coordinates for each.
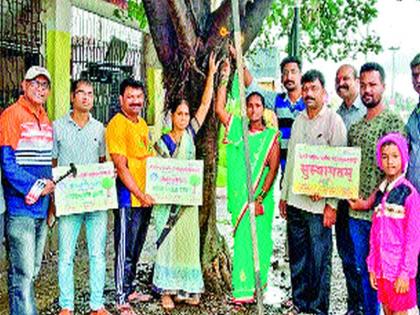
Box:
[219,79,229,87]
[220,74,229,82]
[259,189,267,199]
[256,189,267,203]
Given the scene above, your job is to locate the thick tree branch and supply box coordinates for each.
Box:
[241,0,274,52]
[204,0,231,51]
[186,0,211,37]
[143,0,178,68]
[205,0,274,54]
[167,0,199,58]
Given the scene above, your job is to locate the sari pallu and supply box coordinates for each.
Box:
[226,115,279,301]
[152,125,204,297]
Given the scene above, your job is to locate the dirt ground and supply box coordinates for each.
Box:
[0,189,348,315]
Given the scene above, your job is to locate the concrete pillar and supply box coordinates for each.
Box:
[143,34,164,143]
[43,0,72,120]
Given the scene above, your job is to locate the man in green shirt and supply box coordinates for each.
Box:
[347,62,405,315]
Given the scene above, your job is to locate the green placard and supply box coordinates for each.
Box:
[53,162,118,216]
[292,144,361,199]
[146,158,204,206]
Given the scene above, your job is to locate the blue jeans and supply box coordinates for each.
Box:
[349,217,379,315]
[336,201,363,313]
[0,212,5,258]
[287,206,332,315]
[6,214,48,315]
[58,211,108,311]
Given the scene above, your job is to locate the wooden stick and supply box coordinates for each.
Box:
[230,1,264,314]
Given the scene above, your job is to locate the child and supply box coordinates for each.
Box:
[350,132,420,315]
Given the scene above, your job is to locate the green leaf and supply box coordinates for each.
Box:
[253,0,382,61]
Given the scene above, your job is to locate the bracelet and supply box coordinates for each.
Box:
[259,189,267,199]
[220,75,229,82]
[256,189,267,203]
[219,79,229,87]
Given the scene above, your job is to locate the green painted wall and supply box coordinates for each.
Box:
[46,30,71,120]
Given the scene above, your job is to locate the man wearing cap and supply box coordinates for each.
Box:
[0,66,55,315]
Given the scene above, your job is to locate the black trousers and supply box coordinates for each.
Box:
[336,200,364,314]
[114,207,152,305]
[287,206,332,315]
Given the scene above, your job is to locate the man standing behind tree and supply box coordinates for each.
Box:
[243,54,305,173]
[406,53,420,308]
[0,66,55,315]
[347,62,405,315]
[52,79,110,315]
[280,70,347,315]
[106,78,155,315]
[334,64,366,314]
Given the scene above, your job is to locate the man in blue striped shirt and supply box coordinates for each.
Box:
[244,56,305,175]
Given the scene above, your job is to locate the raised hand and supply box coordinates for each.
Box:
[208,51,221,77]
[220,58,231,81]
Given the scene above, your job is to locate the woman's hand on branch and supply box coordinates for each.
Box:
[208,51,221,77]
[229,45,237,60]
[220,58,231,81]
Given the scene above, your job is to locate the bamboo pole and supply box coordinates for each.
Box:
[230,1,264,314]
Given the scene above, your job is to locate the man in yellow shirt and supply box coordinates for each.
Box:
[106,78,155,315]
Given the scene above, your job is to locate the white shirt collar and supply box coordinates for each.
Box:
[378,174,405,193]
[302,104,327,119]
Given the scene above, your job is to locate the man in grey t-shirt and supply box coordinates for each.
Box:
[335,64,366,314]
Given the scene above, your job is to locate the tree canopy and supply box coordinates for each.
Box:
[122,0,383,63]
[260,0,382,61]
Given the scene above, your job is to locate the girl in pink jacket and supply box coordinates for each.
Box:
[351,132,420,314]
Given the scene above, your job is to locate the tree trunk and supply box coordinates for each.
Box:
[165,60,233,293]
[196,97,232,293]
[143,0,275,293]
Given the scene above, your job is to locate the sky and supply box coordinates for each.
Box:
[310,0,419,102]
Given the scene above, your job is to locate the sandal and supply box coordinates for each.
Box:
[173,295,184,303]
[284,306,299,315]
[281,300,300,315]
[161,295,175,311]
[184,297,200,306]
[116,303,137,315]
[127,291,152,303]
[231,297,255,305]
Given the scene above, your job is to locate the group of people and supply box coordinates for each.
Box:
[243,52,420,315]
[0,48,419,315]
[0,53,214,315]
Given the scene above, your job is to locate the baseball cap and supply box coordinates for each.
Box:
[24,66,52,83]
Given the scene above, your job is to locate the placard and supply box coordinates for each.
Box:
[53,162,118,216]
[292,144,361,199]
[146,158,204,206]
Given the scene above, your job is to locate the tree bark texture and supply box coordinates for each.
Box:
[143,0,274,293]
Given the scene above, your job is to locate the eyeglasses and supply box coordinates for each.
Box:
[29,80,50,90]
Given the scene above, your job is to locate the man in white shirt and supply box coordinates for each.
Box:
[280,69,347,315]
